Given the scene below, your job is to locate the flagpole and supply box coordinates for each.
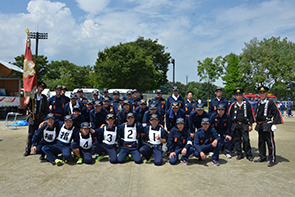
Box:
[24,29,35,120]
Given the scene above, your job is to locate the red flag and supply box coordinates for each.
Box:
[23,29,37,99]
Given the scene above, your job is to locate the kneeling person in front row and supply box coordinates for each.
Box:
[71,122,98,164]
[139,114,167,165]
[32,113,59,160]
[167,118,192,165]
[194,118,221,166]
[92,114,118,164]
[42,115,79,166]
[117,112,143,164]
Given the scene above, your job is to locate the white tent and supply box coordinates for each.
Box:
[0,59,23,77]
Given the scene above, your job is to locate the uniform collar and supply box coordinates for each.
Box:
[172,94,179,100]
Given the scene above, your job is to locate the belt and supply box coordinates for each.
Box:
[236,121,244,124]
[53,113,63,117]
[257,121,266,124]
[123,143,136,148]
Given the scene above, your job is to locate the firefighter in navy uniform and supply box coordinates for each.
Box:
[135,99,149,123]
[165,86,185,111]
[209,87,228,117]
[150,89,166,120]
[184,91,197,119]
[99,88,113,102]
[81,100,93,123]
[61,85,70,103]
[92,90,100,103]
[228,87,255,161]
[131,89,141,111]
[76,89,88,107]
[254,86,284,167]
[24,82,49,156]
[48,85,68,121]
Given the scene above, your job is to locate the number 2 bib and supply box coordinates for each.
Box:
[124,124,137,142]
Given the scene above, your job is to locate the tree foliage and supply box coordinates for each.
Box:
[94,37,171,92]
[197,56,223,83]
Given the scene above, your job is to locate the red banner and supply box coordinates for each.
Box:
[23,32,37,95]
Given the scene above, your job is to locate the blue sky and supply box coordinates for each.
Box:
[1,0,295,86]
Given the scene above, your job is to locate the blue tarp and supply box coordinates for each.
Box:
[8,120,28,126]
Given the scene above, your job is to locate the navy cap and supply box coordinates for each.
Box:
[217,104,225,110]
[234,87,244,94]
[87,100,93,105]
[70,93,77,99]
[215,87,223,91]
[257,86,269,92]
[106,113,115,119]
[46,113,55,120]
[149,104,157,109]
[281,98,283,101]
[140,99,146,105]
[201,118,210,124]
[94,101,102,106]
[55,85,62,90]
[113,90,119,95]
[81,122,90,129]
[92,90,99,95]
[119,96,124,101]
[150,114,159,120]
[156,89,162,94]
[127,90,132,95]
[176,117,185,124]
[102,88,108,93]
[64,115,73,121]
[37,82,47,89]
[172,86,179,91]
[61,85,67,90]
[77,89,83,93]
[288,97,291,100]
[172,102,179,109]
[196,104,204,110]
[132,89,138,93]
[127,112,135,118]
[123,100,130,105]
[103,97,110,102]
[73,105,81,112]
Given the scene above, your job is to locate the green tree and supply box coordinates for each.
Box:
[94,37,171,92]
[240,36,295,99]
[221,53,243,94]
[197,56,223,83]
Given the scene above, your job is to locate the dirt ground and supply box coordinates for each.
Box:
[0,115,295,197]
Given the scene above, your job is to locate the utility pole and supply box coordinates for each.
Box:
[28,32,48,56]
[171,58,175,86]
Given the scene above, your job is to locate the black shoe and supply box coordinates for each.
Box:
[39,155,45,160]
[247,156,254,161]
[254,158,266,163]
[268,161,276,167]
[23,151,30,156]
[236,155,243,160]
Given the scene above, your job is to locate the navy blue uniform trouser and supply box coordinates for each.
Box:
[42,142,71,163]
[194,143,220,161]
[92,143,117,164]
[169,146,194,165]
[139,145,163,165]
[118,146,142,164]
[71,142,93,164]
[219,133,232,154]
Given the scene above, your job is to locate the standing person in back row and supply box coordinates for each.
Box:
[254,86,283,167]
[166,86,185,112]
[24,82,49,156]
[209,87,228,117]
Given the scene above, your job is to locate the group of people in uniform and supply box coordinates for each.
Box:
[279,97,293,117]
[23,83,284,167]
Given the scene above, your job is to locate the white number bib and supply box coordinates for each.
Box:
[79,132,92,149]
[43,127,56,143]
[124,124,137,142]
[103,126,117,145]
[149,126,161,145]
[57,124,74,144]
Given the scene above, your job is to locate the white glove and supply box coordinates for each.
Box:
[271,125,277,132]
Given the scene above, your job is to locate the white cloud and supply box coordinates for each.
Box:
[75,0,110,16]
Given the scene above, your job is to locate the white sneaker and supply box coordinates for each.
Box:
[208,152,214,157]
[225,154,232,158]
